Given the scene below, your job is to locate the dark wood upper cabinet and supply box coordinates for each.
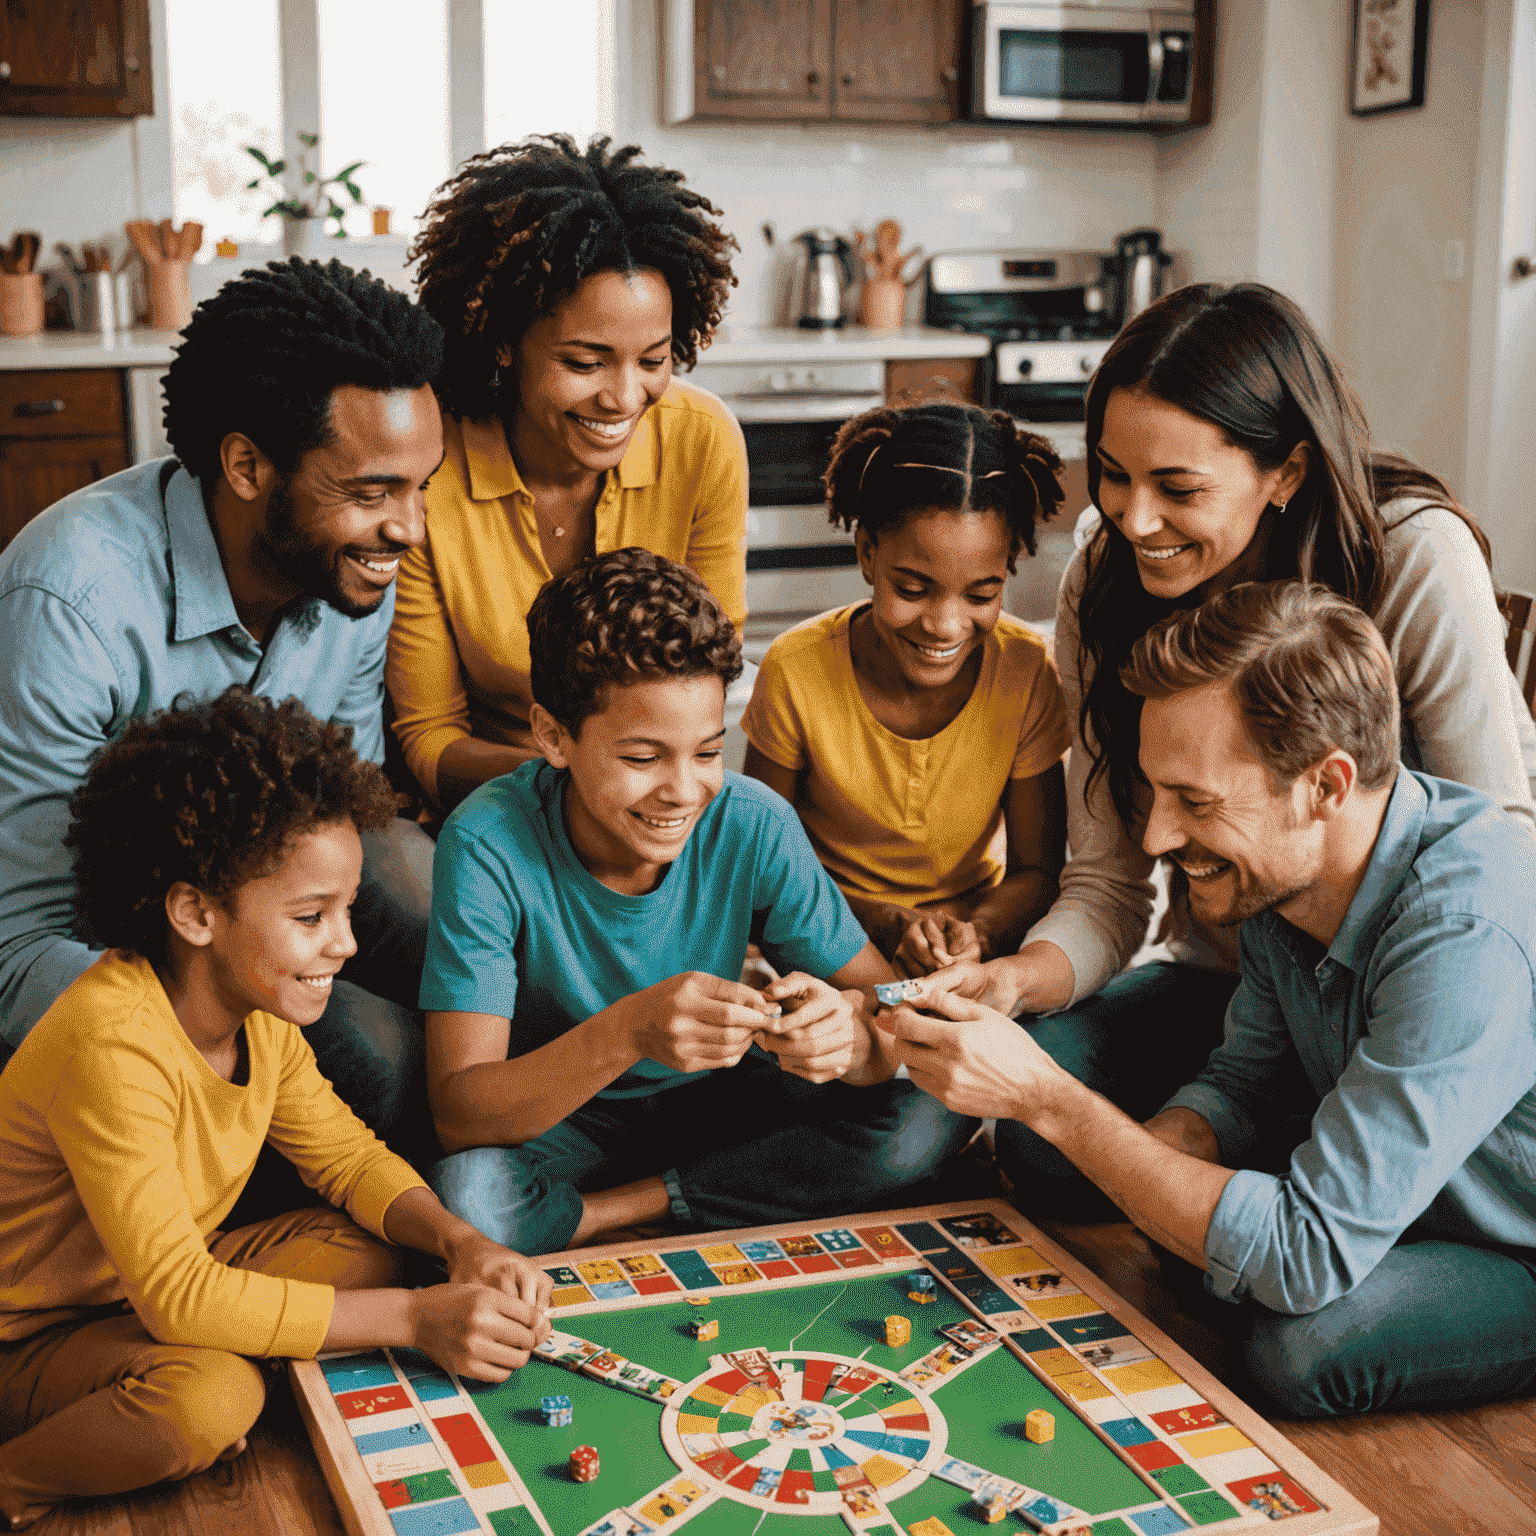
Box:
[0,0,153,118]
[830,0,962,124]
[696,0,834,121]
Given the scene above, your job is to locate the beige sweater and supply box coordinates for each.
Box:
[1027,500,1536,1006]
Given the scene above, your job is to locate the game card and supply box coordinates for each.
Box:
[938,1319,1000,1354]
[1073,1336,1154,1370]
[738,1239,788,1263]
[618,1253,669,1279]
[779,1234,825,1257]
[577,1511,654,1536]
[940,1212,1021,1250]
[933,1455,988,1491]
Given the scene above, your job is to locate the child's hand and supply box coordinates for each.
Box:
[631,971,778,1074]
[893,912,982,976]
[412,1282,548,1382]
[755,973,861,1082]
[446,1230,553,1323]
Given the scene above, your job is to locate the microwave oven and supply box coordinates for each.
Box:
[971,2,1200,125]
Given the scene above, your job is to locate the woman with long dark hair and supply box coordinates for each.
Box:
[924,281,1536,1195]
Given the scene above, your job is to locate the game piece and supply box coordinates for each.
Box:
[1024,1408,1054,1444]
[570,1445,600,1482]
[974,1490,1009,1523]
[884,1314,910,1347]
[687,1317,718,1341]
[540,1393,572,1427]
[907,1269,937,1303]
[685,1294,707,1305]
[874,977,922,1007]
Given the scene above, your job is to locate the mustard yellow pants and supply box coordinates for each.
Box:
[0,1206,403,1519]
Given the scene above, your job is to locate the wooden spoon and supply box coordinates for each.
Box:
[158,218,175,261]
[181,222,204,259]
[125,221,163,266]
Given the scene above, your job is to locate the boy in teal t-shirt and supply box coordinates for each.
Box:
[421,549,973,1253]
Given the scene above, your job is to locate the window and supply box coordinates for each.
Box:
[485,0,607,151]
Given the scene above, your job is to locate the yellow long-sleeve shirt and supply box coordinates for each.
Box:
[386,378,748,802]
[0,951,425,1355]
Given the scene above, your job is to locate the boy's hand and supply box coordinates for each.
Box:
[445,1229,554,1320]
[411,1283,548,1382]
[894,912,982,976]
[756,973,861,1082]
[630,971,776,1075]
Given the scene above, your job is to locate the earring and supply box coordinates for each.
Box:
[1274,500,1288,515]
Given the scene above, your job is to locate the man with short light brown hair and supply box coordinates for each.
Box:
[885,580,1536,1418]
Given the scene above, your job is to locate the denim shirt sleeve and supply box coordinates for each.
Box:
[1202,912,1536,1315]
[328,591,390,765]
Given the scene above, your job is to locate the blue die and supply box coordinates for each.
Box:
[541,1393,573,1427]
[908,1271,936,1293]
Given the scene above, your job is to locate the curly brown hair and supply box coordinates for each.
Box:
[824,400,1064,572]
[410,134,738,421]
[528,547,743,738]
[67,687,400,958]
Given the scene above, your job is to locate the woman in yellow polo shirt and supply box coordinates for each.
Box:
[393,134,746,809]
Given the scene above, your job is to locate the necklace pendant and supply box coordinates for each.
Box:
[552,525,565,538]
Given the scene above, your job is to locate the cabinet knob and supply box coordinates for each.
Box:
[16,399,66,418]
[0,62,11,80]
[806,70,820,86]
[1515,255,1535,281]
[941,65,959,83]
[840,73,854,85]
[126,55,140,72]
[713,64,725,79]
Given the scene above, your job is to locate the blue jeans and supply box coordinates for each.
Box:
[994,961,1240,1217]
[428,1052,977,1255]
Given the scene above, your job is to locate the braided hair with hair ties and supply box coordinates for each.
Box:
[162,256,444,489]
[411,134,739,422]
[823,401,1064,571]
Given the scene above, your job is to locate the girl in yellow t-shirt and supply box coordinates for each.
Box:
[742,401,1071,977]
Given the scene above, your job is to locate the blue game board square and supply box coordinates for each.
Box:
[1010,1328,1056,1352]
[410,1375,461,1403]
[884,1433,930,1460]
[1130,1507,1191,1534]
[389,1348,437,1378]
[815,1228,862,1251]
[354,1423,432,1457]
[589,1280,638,1301]
[662,1249,721,1287]
[895,1222,950,1253]
[970,1288,1014,1313]
[740,1239,788,1262]
[1100,1417,1158,1447]
[319,1353,397,1389]
[1057,1312,1134,1343]
[389,1498,482,1536]
[844,1428,888,1452]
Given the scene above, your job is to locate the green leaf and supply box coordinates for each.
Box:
[268,158,286,176]
[297,131,319,148]
[333,160,366,181]
[304,170,317,184]
[245,177,262,191]
[244,145,273,170]
[340,180,363,203]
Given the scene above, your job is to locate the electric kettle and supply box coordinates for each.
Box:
[789,227,856,329]
[1112,228,1173,326]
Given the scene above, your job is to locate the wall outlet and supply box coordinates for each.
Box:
[1444,239,1466,283]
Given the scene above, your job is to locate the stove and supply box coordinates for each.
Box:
[924,248,1120,421]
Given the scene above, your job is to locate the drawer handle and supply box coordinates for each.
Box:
[16,399,66,417]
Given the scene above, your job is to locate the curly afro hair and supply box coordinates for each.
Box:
[67,687,400,959]
[162,256,444,487]
[528,547,743,739]
[824,401,1065,572]
[411,134,738,420]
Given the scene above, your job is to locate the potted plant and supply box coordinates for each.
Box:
[244,132,366,258]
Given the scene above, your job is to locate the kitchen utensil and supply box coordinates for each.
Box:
[182,222,203,259]
[1111,228,1172,325]
[78,270,117,333]
[3,233,41,275]
[54,242,84,276]
[788,227,856,330]
[125,221,163,265]
[158,218,175,260]
[855,219,924,330]
[0,272,45,335]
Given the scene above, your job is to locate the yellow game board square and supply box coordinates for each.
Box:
[461,1459,510,1489]
[909,1520,955,1536]
[618,1252,667,1278]
[980,1246,1045,1277]
[549,1285,591,1308]
[1026,1292,1098,1320]
[699,1242,744,1265]
[1179,1425,1254,1458]
[576,1259,623,1285]
[1058,1370,1112,1401]
[690,1384,733,1408]
[675,1412,718,1435]
[860,1453,907,1487]
[734,1385,774,1414]
[1105,1358,1185,1394]
[1028,1348,1081,1378]
[880,1396,923,1419]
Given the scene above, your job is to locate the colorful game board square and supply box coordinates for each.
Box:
[544,1265,583,1287]
[859,1453,908,1487]
[377,1479,411,1510]
[690,1383,735,1409]
[1026,1292,1098,1320]
[1152,1403,1226,1437]
[940,1212,1023,1248]
[811,1467,841,1493]
[1028,1347,1081,1378]
[575,1258,625,1286]
[320,1353,398,1390]
[588,1280,639,1301]
[698,1242,745,1265]
[713,1262,763,1285]
[1059,1370,1112,1401]
[779,1234,826,1256]
[337,1384,411,1418]
[1100,1417,1158,1447]
[675,1412,717,1435]
[384,1469,459,1506]
[1010,1327,1055,1352]
[406,1374,460,1404]
[387,1499,481,1536]
[814,1227,863,1251]
[486,1511,531,1536]
[792,1254,840,1274]
[895,1221,951,1252]
[755,1258,798,1279]
[1176,1491,1241,1526]
[696,1447,744,1478]
[1153,1465,1211,1496]
[461,1459,510,1489]
[1178,1427,1253,1459]
[966,1285,1014,1312]
[978,1246,1042,1276]
[550,1285,592,1308]
[1106,1359,1186,1394]
[1126,1439,1182,1472]
[354,1424,434,1458]
[1225,1474,1319,1518]
[618,1252,668,1278]
[739,1239,788,1262]
[725,1462,762,1492]
[662,1250,720,1288]
[835,1249,879,1269]
[1129,1509,1191,1535]
[631,1274,681,1295]
[775,1468,815,1503]
[716,1411,755,1433]
[883,1432,930,1460]
[431,1412,493,1467]
[1086,1522,1137,1536]
[853,1224,912,1257]
[1057,1312,1129,1343]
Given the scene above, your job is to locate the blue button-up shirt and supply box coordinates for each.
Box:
[1166,769,1536,1315]
[0,459,392,1044]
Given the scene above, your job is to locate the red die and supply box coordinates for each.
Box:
[569,1445,600,1483]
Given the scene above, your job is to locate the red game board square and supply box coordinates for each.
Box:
[775,1469,816,1503]
[336,1384,409,1419]
[853,1224,912,1257]
[707,1370,748,1394]
[756,1259,798,1279]
[881,1410,929,1433]
[1125,1439,1182,1472]
[727,1462,761,1491]
[1226,1473,1320,1517]
[432,1412,493,1466]
[836,1250,879,1269]
[374,1479,409,1510]
[793,1255,840,1274]
[631,1274,680,1295]
[1152,1402,1225,1437]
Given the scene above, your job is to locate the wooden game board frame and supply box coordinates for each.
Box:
[292,1198,1378,1536]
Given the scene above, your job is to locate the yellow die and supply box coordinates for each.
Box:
[1025,1407,1055,1444]
[883,1314,911,1347]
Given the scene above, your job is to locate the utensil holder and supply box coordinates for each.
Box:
[78,271,117,333]
[0,272,45,337]
[146,261,193,330]
[860,276,907,330]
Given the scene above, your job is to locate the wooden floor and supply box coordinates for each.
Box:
[22,1218,1536,1536]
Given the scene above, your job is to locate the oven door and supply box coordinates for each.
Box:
[974,4,1191,123]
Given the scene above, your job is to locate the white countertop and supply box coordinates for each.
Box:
[704,324,989,364]
[0,328,181,370]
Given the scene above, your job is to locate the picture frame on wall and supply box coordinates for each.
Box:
[1350,0,1431,116]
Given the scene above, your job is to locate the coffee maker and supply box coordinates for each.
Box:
[788,228,856,329]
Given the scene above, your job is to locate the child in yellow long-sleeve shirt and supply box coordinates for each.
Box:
[0,687,552,1529]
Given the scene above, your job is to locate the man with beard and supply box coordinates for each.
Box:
[886,581,1536,1418]
[0,258,444,1147]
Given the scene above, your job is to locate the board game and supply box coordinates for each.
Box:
[291,1199,1376,1536]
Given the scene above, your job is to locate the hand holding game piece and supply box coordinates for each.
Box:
[893,910,982,976]
[411,1281,551,1382]
[629,970,778,1074]
[754,973,863,1082]
[444,1226,554,1324]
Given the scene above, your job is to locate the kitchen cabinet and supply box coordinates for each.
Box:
[0,370,130,548]
[0,0,153,118]
[679,0,963,125]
